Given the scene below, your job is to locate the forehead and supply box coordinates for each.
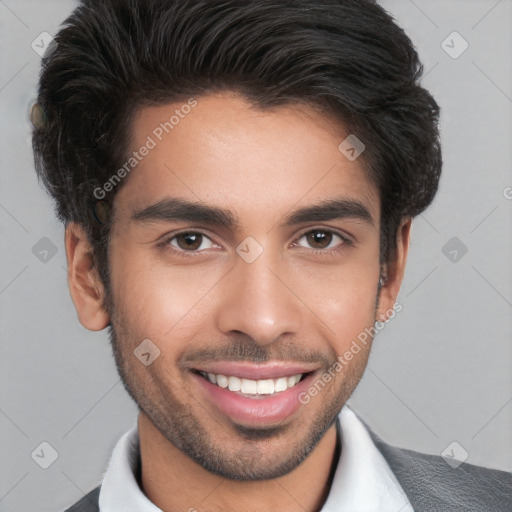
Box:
[114,91,379,225]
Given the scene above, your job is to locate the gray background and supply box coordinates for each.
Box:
[1,0,511,510]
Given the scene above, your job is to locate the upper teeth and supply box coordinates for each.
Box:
[201,372,303,395]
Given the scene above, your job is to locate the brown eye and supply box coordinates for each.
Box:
[170,232,214,251]
[307,230,331,249]
[297,230,345,250]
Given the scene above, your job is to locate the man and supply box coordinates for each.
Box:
[32,0,511,511]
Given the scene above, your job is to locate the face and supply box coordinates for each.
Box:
[72,91,404,480]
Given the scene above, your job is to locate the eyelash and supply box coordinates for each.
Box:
[157,228,353,259]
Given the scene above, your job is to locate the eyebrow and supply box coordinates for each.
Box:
[131,196,374,229]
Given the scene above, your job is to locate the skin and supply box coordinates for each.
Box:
[65,90,411,512]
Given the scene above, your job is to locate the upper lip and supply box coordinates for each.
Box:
[191,362,318,380]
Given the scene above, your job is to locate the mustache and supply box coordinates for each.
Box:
[179,334,336,369]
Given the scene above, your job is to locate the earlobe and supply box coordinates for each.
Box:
[65,222,110,331]
[376,218,412,322]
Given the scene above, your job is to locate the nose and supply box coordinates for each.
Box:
[215,245,303,346]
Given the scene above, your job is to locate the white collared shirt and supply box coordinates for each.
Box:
[98,404,413,512]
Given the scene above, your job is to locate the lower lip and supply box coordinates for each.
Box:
[192,371,316,426]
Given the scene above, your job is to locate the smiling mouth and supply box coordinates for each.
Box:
[192,369,311,397]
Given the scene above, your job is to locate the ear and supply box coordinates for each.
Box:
[376,217,412,322]
[65,222,110,330]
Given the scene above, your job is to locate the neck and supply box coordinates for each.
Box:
[137,412,340,512]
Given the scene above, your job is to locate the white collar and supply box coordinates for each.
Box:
[321,404,412,511]
[99,404,412,512]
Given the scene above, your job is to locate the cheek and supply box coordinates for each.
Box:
[109,245,222,343]
[293,257,379,345]
[321,291,377,358]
